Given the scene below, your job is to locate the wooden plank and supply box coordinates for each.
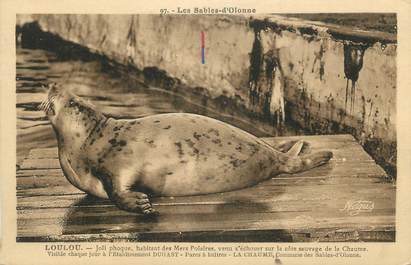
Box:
[16,125,56,164]
[16,227,395,242]
[18,134,386,173]
[28,148,58,159]
[17,194,395,222]
[16,168,63,177]
[20,158,60,170]
[17,181,395,210]
[15,171,389,194]
[17,192,395,239]
[16,170,391,197]
[17,213,395,238]
[16,160,385,180]
[16,159,388,197]
[16,159,385,178]
[16,93,45,105]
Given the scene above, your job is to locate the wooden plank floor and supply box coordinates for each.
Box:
[16,134,395,242]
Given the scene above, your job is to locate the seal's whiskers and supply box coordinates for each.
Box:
[39,95,57,112]
[39,100,47,111]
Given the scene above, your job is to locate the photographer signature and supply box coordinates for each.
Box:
[340,200,374,216]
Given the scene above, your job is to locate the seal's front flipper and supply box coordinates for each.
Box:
[109,189,158,215]
[97,172,159,215]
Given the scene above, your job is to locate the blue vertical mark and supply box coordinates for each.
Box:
[202,47,205,64]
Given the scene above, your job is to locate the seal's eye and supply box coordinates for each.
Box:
[69,99,76,107]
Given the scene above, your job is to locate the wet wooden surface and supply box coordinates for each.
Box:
[16,134,395,242]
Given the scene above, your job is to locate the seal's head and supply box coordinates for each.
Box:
[40,83,104,146]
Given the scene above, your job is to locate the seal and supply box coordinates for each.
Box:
[40,83,333,215]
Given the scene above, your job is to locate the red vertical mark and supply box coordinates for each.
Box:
[201,31,205,48]
[201,31,205,64]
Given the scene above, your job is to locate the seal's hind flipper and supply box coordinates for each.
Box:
[286,140,304,157]
[274,140,298,152]
[300,151,333,170]
[282,150,333,174]
[273,140,311,155]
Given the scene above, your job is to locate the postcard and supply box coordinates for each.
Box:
[1,1,410,264]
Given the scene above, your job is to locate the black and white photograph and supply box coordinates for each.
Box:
[13,13,399,244]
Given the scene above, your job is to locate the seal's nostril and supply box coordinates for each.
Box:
[48,83,60,97]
